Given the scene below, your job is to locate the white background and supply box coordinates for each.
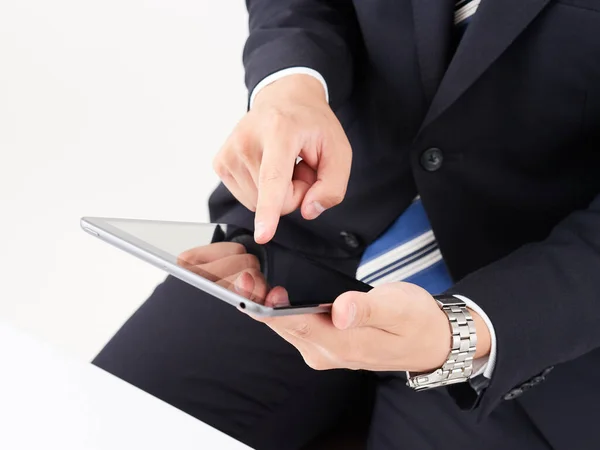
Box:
[0,0,249,360]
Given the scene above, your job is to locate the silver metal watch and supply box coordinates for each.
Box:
[407,295,477,391]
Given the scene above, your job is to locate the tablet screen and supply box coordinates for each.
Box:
[88,218,371,309]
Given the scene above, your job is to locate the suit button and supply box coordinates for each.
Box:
[504,388,524,400]
[340,231,361,250]
[520,381,533,391]
[420,148,444,172]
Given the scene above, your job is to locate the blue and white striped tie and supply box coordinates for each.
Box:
[455,0,481,38]
[356,197,453,294]
[356,0,480,294]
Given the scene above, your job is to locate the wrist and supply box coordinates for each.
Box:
[469,309,491,359]
[253,74,327,109]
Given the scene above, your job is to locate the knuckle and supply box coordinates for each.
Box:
[259,167,285,185]
[232,128,251,146]
[325,189,346,206]
[242,253,260,270]
[238,143,254,162]
[212,157,229,179]
[288,322,311,339]
[229,243,247,255]
[231,134,253,158]
[219,127,255,162]
[269,109,291,127]
[246,268,264,281]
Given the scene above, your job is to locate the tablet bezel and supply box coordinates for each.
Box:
[80,217,332,317]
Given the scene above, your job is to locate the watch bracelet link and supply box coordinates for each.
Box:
[407,295,478,391]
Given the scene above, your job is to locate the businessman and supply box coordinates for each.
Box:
[94,1,600,449]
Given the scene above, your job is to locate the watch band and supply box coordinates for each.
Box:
[407,295,477,391]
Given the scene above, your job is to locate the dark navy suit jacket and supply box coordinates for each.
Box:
[209,1,600,447]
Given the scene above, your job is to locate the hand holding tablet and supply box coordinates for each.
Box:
[177,242,290,308]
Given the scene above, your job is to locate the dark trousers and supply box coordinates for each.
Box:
[93,274,550,450]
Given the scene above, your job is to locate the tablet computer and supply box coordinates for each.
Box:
[80,217,371,317]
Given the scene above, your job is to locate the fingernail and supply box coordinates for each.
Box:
[272,295,289,307]
[254,221,265,241]
[234,275,243,293]
[271,290,290,307]
[306,201,326,219]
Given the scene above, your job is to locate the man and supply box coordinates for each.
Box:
[94,1,600,449]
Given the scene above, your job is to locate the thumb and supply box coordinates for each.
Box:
[332,289,403,330]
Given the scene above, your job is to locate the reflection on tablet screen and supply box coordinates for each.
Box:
[101,219,370,308]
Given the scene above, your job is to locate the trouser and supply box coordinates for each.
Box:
[93,264,550,449]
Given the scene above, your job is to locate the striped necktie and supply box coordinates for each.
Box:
[455,0,481,39]
[355,0,481,294]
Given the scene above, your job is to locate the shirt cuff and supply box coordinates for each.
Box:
[248,67,329,108]
[453,294,497,379]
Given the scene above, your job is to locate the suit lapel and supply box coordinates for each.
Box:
[411,0,454,104]
[419,0,552,132]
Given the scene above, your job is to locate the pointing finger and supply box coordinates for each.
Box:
[254,131,297,243]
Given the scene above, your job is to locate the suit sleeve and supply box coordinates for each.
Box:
[446,192,600,419]
[243,0,360,109]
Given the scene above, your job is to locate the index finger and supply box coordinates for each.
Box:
[254,132,297,243]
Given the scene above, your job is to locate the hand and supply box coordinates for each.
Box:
[252,282,492,373]
[178,242,271,303]
[212,74,353,244]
